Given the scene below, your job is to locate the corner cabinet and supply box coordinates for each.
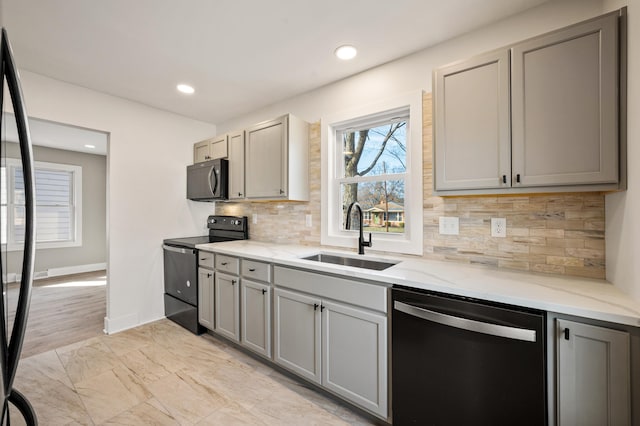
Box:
[556,319,630,426]
[244,114,309,201]
[434,11,622,195]
[273,266,388,419]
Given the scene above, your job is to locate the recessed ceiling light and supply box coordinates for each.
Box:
[177,84,195,94]
[84,144,96,149]
[335,45,357,60]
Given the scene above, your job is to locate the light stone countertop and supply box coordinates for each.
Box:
[196,240,640,327]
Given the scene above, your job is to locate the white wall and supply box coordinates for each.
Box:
[17,71,217,332]
[217,0,605,133]
[604,0,640,300]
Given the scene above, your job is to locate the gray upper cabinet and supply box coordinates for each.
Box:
[434,49,511,191]
[245,114,309,201]
[193,134,228,164]
[556,319,630,426]
[433,11,622,195]
[228,130,245,200]
[511,13,618,188]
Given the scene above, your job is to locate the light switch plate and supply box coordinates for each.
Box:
[252,213,258,224]
[305,214,312,227]
[439,216,459,235]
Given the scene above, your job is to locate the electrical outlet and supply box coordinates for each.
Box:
[305,214,312,227]
[439,216,459,235]
[491,218,507,238]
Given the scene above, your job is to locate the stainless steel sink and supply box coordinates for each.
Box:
[302,253,397,271]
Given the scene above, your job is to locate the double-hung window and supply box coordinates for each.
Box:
[321,92,423,255]
[1,158,82,250]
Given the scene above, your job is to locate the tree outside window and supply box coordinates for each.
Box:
[338,118,407,234]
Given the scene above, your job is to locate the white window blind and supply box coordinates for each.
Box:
[1,159,82,250]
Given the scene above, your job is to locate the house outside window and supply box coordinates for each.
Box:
[1,158,82,250]
[321,92,423,255]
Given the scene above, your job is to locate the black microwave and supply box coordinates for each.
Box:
[186,158,228,201]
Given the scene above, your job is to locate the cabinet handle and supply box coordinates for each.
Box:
[207,273,212,278]
[320,305,325,312]
[279,189,284,194]
[564,328,570,340]
[238,192,243,197]
[262,289,267,295]
[313,303,319,311]
[502,175,507,184]
[249,268,256,272]
[516,174,521,183]
[221,262,228,266]
[231,279,236,285]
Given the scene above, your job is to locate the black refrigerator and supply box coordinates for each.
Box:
[1,28,38,424]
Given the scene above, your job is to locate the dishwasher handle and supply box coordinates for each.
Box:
[393,300,536,343]
[163,244,195,255]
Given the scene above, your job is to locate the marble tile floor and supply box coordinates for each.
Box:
[9,319,379,425]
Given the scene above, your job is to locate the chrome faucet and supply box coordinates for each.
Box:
[346,201,372,255]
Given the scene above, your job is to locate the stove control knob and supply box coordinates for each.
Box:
[209,218,216,224]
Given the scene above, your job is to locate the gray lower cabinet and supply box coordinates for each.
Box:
[197,267,214,330]
[241,279,271,357]
[274,288,321,384]
[556,319,630,426]
[214,272,240,341]
[321,300,387,417]
[273,286,388,418]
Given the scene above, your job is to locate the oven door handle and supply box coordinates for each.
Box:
[393,300,536,342]
[163,244,195,255]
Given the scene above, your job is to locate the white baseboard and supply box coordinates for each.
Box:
[104,314,165,335]
[47,262,107,278]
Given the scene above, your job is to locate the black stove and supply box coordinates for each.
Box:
[163,215,248,334]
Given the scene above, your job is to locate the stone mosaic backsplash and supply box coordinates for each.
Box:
[216,93,605,279]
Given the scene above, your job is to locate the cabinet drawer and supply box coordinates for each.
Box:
[274,266,388,313]
[216,254,239,274]
[198,251,214,269]
[241,259,270,282]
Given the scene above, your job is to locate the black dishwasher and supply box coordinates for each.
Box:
[392,286,546,426]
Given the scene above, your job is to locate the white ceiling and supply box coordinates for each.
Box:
[4,0,552,126]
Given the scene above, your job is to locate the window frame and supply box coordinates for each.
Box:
[2,158,83,251]
[321,91,423,255]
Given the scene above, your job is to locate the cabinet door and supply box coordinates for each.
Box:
[322,300,388,418]
[228,130,245,199]
[193,140,210,163]
[434,49,511,191]
[214,272,240,341]
[557,319,630,426]
[197,267,214,330]
[273,288,321,384]
[241,279,271,357]
[245,116,287,198]
[511,13,618,187]
[209,134,228,160]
